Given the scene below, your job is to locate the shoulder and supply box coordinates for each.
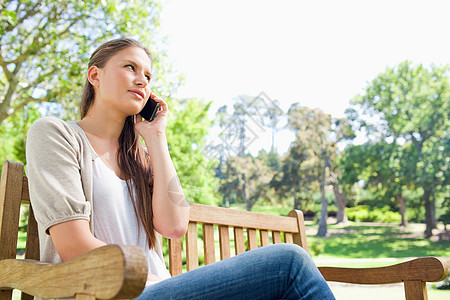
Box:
[28,117,72,133]
[27,117,87,154]
[28,117,84,141]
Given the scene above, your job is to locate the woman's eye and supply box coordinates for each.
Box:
[145,75,151,81]
[125,65,135,71]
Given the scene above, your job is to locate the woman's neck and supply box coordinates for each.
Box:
[78,107,127,142]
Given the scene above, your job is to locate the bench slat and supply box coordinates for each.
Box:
[203,224,215,265]
[247,229,258,250]
[284,232,293,244]
[260,230,270,246]
[189,203,298,232]
[218,225,230,260]
[186,222,198,271]
[234,227,245,255]
[272,231,282,244]
[169,239,182,276]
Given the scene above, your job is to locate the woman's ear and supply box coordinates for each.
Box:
[87,66,101,87]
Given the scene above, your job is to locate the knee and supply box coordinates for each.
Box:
[273,244,317,270]
[267,243,312,263]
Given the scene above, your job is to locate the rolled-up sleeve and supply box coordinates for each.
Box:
[26,117,90,234]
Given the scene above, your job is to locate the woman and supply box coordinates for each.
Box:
[26,38,335,299]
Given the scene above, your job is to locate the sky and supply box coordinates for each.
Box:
[158,0,450,155]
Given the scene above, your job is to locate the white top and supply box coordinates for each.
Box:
[92,156,171,282]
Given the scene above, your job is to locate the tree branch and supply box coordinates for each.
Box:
[5,12,84,66]
[3,1,41,33]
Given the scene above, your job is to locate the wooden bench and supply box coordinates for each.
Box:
[1,161,448,299]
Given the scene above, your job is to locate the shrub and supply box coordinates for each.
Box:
[346,206,401,223]
[433,275,450,290]
[309,240,324,256]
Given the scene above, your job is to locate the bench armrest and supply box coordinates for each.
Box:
[0,245,147,299]
[319,257,448,284]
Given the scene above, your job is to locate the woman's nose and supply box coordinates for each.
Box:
[135,73,148,87]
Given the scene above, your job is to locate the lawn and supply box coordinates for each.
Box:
[306,222,450,260]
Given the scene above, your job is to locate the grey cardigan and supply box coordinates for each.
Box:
[25,117,165,265]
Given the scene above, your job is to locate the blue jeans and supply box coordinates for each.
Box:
[136,243,335,299]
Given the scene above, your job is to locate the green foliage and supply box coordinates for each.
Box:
[433,275,450,290]
[166,98,220,206]
[346,206,401,223]
[346,61,450,235]
[309,240,324,257]
[0,0,178,123]
[440,210,450,225]
[220,155,273,211]
[0,103,41,164]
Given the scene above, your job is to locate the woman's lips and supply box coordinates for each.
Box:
[129,90,145,100]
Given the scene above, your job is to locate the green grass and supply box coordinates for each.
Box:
[307,222,450,260]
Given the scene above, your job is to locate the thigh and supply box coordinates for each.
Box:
[136,244,332,300]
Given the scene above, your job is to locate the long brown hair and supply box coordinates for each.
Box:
[80,38,157,249]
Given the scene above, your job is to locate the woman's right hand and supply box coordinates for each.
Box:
[135,92,169,140]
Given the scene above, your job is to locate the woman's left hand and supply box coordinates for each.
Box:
[135,92,169,139]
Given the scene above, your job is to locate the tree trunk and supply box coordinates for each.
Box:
[396,193,407,227]
[317,166,328,237]
[241,175,251,211]
[293,184,301,210]
[424,188,433,238]
[333,183,348,224]
[431,194,437,229]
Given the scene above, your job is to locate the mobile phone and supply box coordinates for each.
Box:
[140,95,160,121]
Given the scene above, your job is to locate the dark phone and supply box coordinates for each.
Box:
[140,95,160,121]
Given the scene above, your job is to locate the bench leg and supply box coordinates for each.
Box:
[404,280,427,300]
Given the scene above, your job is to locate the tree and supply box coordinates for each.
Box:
[286,105,332,236]
[1,1,220,209]
[285,104,355,236]
[339,142,415,226]
[0,0,177,124]
[166,98,220,206]
[349,61,450,237]
[220,155,272,211]
[0,102,40,164]
[272,137,317,210]
[262,98,284,152]
[329,117,355,224]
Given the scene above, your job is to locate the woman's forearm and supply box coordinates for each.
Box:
[145,133,190,239]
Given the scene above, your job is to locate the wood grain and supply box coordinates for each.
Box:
[203,223,215,265]
[260,230,270,247]
[404,280,426,300]
[272,231,282,244]
[24,205,39,261]
[0,161,23,260]
[284,232,293,244]
[169,238,182,276]
[218,225,230,260]
[288,210,309,253]
[186,222,199,271]
[0,245,147,299]
[319,257,448,284]
[189,203,298,232]
[247,229,258,250]
[233,227,245,255]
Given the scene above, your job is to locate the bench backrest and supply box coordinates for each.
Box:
[167,203,308,275]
